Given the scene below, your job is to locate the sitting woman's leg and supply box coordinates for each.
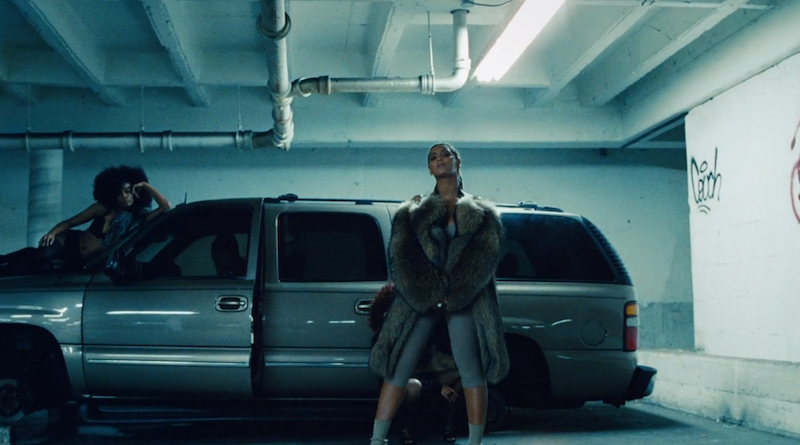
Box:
[371,313,438,445]
[0,232,77,276]
[0,244,62,276]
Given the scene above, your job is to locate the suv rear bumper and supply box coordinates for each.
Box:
[626,365,657,400]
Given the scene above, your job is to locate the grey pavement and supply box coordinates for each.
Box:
[5,401,799,445]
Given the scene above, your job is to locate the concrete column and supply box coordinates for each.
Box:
[27,149,63,247]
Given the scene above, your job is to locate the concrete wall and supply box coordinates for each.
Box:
[686,52,800,364]
[642,52,800,438]
[638,350,800,439]
[0,146,692,349]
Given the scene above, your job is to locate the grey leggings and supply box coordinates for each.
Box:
[387,308,486,389]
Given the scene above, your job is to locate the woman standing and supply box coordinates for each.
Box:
[369,143,509,445]
[0,165,170,276]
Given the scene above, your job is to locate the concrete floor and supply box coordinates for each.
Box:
[5,401,799,445]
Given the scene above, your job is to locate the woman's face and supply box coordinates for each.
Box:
[428,144,460,178]
[117,182,134,208]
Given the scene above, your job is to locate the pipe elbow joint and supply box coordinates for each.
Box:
[291,76,333,97]
[432,66,470,93]
[290,78,313,98]
[252,126,293,151]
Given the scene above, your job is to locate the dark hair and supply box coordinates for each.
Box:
[93,165,152,209]
[369,283,396,333]
[429,142,464,195]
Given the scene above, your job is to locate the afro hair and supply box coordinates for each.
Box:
[93,165,152,209]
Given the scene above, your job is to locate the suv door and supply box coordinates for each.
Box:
[82,202,261,398]
[258,203,391,398]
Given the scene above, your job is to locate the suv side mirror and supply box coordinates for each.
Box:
[104,249,141,283]
[104,249,125,283]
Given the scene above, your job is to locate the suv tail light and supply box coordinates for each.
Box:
[623,302,639,352]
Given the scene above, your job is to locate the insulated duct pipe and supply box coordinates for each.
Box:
[253,0,294,151]
[0,131,255,152]
[290,9,471,97]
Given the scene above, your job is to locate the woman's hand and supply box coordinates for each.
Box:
[131,181,148,198]
[440,385,459,402]
[137,181,172,222]
[39,230,58,246]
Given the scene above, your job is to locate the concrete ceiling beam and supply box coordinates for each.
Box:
[142,0,210,107]
[620,0,800,144]
[580,0,750,107]
[9,0,125,106]
[362,3,415,108]
[532,1,656,107]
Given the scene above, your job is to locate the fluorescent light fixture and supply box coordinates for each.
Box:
[473,0,566,82]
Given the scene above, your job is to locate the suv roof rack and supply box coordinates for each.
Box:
[505,201,563,212]
[267,194,402,205]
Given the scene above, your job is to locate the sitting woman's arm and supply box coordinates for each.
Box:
[133,182,171,222]
[39,202,107,247]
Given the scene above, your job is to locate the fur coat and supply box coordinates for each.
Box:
[369,193,510,384]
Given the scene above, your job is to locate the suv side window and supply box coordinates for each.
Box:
[278,212,387,282]
[130,206,253,279]
[498,213,616,283]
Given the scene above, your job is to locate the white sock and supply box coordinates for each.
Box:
[370,418,392,445]
[467,422,485,445]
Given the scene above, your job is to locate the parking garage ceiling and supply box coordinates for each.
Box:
[0,0,796,150]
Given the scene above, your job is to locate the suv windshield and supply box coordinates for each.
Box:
[498,213,616,283]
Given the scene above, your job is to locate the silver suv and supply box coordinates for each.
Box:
[0,195,655,430]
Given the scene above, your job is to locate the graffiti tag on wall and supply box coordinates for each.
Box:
[791,118,800,225]
[690,147,722,214]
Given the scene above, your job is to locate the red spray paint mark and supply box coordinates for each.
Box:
[793,160,800,224]
[792,118,800,150]
[792,118,800,225]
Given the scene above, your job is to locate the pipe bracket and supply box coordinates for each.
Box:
[243,130,253,150]
[320,76,331,95]
[235,130,245,151]
[257,12,291,40]
[420,75,435,95]
[64,130,74,152]
[163,130,173,152]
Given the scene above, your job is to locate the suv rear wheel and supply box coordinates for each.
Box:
[495,336,550,409]
[0,378,31,423]
[485,387,508,432]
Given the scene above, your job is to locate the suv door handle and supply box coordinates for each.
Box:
[355,299,373,315]
[216,295,248,312]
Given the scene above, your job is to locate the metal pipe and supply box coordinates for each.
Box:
[254,7,470,150]
[292,76,426,96]
[434,9,471,93]
[3,8,471,153]
[290,9,471,97]
[0,131,254,152]
[254,0,293,151]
